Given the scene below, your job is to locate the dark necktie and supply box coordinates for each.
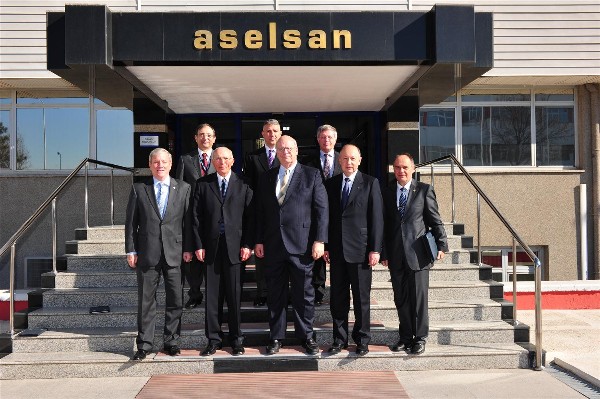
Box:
[221,178,227,200]
[398,187,408,220]
[201,153,209,176]
[219,178,227,234]
[322,154,331,179]
[341,177,350,209]
[267,149,274,168]
[157,182,167,219]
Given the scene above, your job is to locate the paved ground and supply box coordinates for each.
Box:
[1,309,599,399]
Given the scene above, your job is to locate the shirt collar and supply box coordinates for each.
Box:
[343,171,358,182]
[279,162,297,174]
[396,179,412,191]
[320,150,334,158]
[217,171,232,185]
[198,148,212,158]
[265,145,276,154]
[153,176,170,187]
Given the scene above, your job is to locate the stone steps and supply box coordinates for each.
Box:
[0,343,529,379]
[12,319,527,354]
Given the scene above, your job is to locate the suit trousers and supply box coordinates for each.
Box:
[204,236,243,345]
[389,259,430,344]
[266,253,315,340]
[136,254,183,352]
[253,256,268,300]
[183,257,204,301]
[311,258,327,302]
[330,259,372,346]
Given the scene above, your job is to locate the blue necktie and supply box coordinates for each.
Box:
[221,178,227,200]
[341,177,350,209]
[398,187,408,220]
[157,183,167,219]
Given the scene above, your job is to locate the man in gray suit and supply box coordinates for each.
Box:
[175,123,217,308]
[125,148,193,361]
[382,153,448,355]
[254,135,328,355]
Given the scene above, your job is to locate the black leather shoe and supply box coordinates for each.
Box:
[355,344,369,356]
[315,300,323,307]
[327,342,348,354]
[165,345,181,356]
[185,298,199,309]
[302,338,319,355]
[390,340,410,353]
[253,297,267,307]
[132,349,148,361]
[201,342,222,356]
[266,339,282,355]
[411,341,425,355]
[232,344,245,356]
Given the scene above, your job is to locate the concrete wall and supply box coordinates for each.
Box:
[0,173,132,289]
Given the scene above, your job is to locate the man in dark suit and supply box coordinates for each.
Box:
[324,144,383,356]
[303,124,342,306]
[175,123,217,309]
[254,135,328,355]
[191,147,253,356]
[382,153,448,355]
[125,148,193,361]
[242,119,281,307]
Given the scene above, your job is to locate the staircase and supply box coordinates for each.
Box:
[0,223,531,379]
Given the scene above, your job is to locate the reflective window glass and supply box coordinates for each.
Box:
[419,108,455,162]
[96,109,134,167]
[462,106,531,166]
[17,108,89,170]
[0,110,9,168]
[16,90,88,105]
[536,107,575,166]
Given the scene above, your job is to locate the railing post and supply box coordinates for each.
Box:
[534,258,543,370]
[110,168,115,227]
[51,198,58,276]
[84,161,89,229]
[451,161,456,223]
[430,164,434,188]
[477,193,481,265]
[512,237,518,324]
[9,242,16,337]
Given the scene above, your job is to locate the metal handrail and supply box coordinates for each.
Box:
[416,154,543,370]
[0,158,134,339]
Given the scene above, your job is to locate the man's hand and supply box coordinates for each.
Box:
[436,251,445,261]
[381,260,388,267]
[255,244,265,258]
[195,249,206,262]
[240,247,251,262]
[183,252,193,263]
[127,254,137,269]
[368,251,380,267]
[312,241,324,260]
[323,250,330,263]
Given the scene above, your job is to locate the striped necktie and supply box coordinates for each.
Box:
[398,187,408,220]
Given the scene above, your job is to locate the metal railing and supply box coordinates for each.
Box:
[416,154,543,370]
[0,158,134,339]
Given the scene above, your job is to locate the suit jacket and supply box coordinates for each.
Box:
[190,173,253,265]
[175,149,216,185]
[256,163,328,257]
[382,179,448,270]
[304,150,342,181]
[125,178,193,269]
[242,146,280,190]
[325,172,384,264]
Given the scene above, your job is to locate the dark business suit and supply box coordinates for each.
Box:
[191,173,253,346]
[325,172,383,346]
[382,179,448,346]
[242,147,280,302]
[304,150,342,303]
[125,178,192,352]
[255,163,328,340]
[176,149,216,302]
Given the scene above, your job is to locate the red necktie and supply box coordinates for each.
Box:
[201,153,208,176]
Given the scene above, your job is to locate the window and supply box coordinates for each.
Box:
[96,109,134,167]
[0,110,9,168]
[482,248,543,282]
[419,88,576,167]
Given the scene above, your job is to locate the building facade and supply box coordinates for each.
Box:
[0,0,598,287]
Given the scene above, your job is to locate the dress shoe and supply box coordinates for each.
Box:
[315,300,323,306]
[201,342,222,356]
[132,349,148,361]
[232,344,245,356]
[253,297,267,307]
[165,345,181,356]
[411,341,426,355]
[390,340,411,353]
[266,339,282,355]
[185,298,201,309]
[327,342,348,355]
[302,337,319,355]
[355,344,369,356]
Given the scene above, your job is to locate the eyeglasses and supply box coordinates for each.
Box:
[277,146,296,153]
[197,133,214,138]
